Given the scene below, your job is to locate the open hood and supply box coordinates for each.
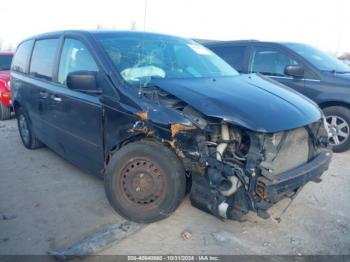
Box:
[151,74,321,133]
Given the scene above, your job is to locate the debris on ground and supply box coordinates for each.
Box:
[211,231,240,244]
[0,238,9,243]
[2,215,16,221]
[47,220,143,260]
[180,231,192,240]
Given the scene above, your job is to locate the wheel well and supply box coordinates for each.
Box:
[319,101,350,110]
[105,133,147,167]
[13,101,21,114]
[104,135,175,171]
[12,101,33,126]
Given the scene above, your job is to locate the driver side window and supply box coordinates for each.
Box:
[251,46,298,77]
[58,38,99,85]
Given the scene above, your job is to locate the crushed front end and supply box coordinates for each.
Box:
[132,77,332,221]
[172,111,332,220]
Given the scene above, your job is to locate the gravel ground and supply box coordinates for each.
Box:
[0,118,349,256]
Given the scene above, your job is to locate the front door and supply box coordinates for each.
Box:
[49,38,104,175]
[250,46,306,94]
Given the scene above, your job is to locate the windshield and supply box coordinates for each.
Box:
[96,33,238,86]
[0,55,13,71]
[286,43,350,73]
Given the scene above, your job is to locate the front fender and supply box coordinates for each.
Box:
[316,92,350,107]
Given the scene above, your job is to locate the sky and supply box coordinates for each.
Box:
[0,0,348,54]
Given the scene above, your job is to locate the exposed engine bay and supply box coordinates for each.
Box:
[131,84,332,221]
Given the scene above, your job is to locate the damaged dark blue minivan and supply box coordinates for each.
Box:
[11,31,332,223]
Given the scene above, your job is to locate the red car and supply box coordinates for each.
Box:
[0,52,14,120]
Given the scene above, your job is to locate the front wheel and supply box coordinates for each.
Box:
[104,140,186,223]
[324,106,350,153]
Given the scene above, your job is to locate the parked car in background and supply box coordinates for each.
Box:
[205,40,350,152]
[0,52,14,120]
[339,59,350,67]
[11,31,331,223]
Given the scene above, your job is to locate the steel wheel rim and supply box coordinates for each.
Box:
[119,158,166,207]
[326,115,349,146]
[19,114,30,144]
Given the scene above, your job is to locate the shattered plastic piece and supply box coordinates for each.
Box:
[272,217,282,223]
[48,220,143,260]
[211,231,239,244]
[263,242,271,247]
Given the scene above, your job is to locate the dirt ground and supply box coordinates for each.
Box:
[0,118,349,256]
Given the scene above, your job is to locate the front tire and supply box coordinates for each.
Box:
[0,103,11,120]
[324,106,350,153]
[16,108,43,149]
[104,140,186,223]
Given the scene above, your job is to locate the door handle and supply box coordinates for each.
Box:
[51,95,62,103]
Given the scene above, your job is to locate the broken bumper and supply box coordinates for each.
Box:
[256,149,332,203]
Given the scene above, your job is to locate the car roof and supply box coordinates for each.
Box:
[21,30,188,42]
[203,40,300,47]
[203,40,258,46]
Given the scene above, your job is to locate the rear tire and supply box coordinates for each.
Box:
[323,106,350,153]
[104,140,186,223]
[0,103,11,120]
[16,107,43,149]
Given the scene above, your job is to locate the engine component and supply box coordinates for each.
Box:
[218,201,229,219]
[215,123,240,196]
[190,173,226,219]
[221,175,240,196]
[185,119,330,221]
[207,167,232,191]
[216,123,229,161]
[260,127,310,177]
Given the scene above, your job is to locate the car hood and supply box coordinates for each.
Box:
[150,74,321,133]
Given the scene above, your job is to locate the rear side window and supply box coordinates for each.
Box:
[11,40,34,73]
[209,45,246,73]
[30,39,59,81]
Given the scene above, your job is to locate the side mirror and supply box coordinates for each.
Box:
[66,71,101,94]
[284,65,304,78]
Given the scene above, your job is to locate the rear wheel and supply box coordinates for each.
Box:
[324,106,350,153]
[16,107,43,149]
[0,103,11,120]
[104,140,186,223]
